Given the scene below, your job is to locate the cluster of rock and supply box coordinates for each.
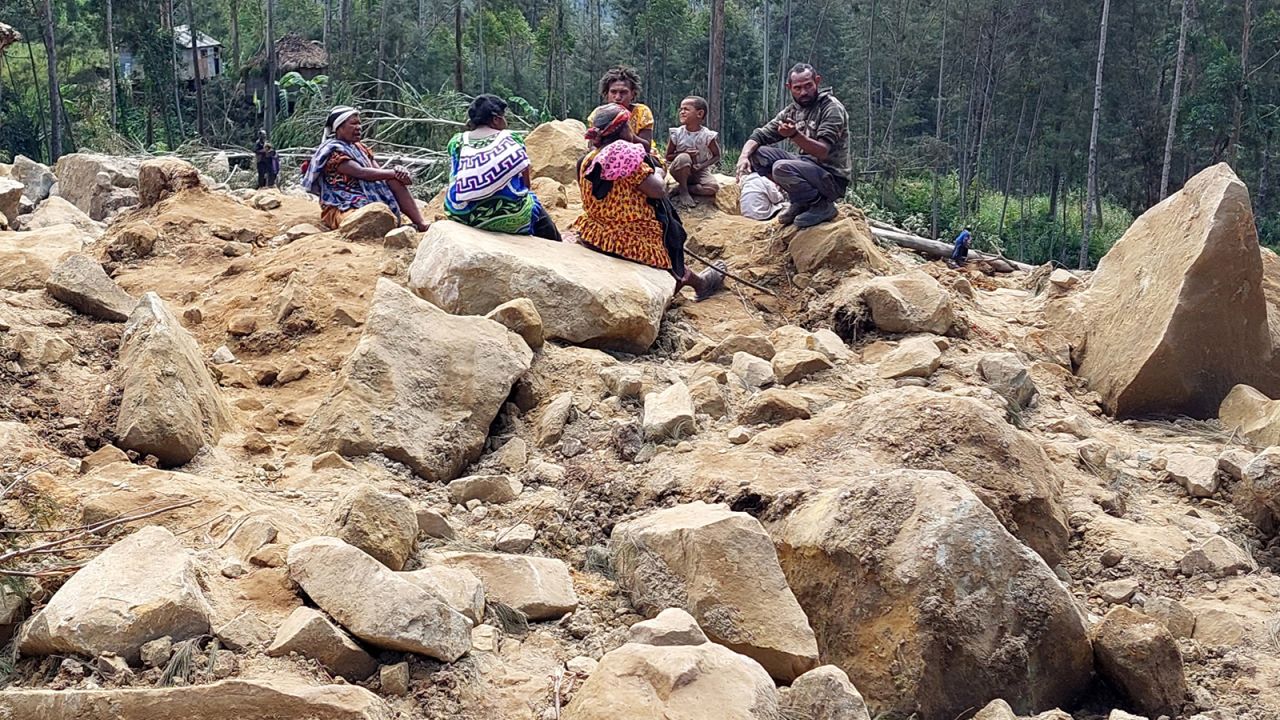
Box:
[6,128,1280,720]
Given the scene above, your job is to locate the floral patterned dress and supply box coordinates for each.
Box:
[571,142,670,270]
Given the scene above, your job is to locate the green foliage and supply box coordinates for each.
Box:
[6,0,1280,265]
[854,172,1133,267]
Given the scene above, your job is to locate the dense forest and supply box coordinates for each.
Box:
[1,0,1277,267]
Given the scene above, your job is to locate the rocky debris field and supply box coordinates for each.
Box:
[0,135,1279,720]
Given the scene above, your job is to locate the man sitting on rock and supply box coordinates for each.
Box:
[734,63,850,229]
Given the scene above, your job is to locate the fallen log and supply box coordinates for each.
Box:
[866,220,1036,273]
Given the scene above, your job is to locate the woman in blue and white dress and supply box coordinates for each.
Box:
[444,95,561,241]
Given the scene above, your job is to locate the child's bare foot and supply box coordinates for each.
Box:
[675,191,697,209]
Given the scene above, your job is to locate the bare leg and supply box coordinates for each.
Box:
[673,263,726,300]
[668,155,697,208]
[689,180,720,197]
[388,179,430,231]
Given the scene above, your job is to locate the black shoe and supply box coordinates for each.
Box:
[794,200,838,228]
[777,202,808,226]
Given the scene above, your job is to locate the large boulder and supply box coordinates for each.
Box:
[52,152,140,220]
[45,253,136,322]
[399,566,486,625]
[138,157,202,207]
[0,175,23,220]
[17,195,103,238]
[1091,606,1188,718]
[287,536,472,661]
[562,641,779,720]
[408,222,672,353]
[435,551,578,621]
[116,293,232,466]
[12,154,55,203]
[778,665,871,720]
[839,387,1069,564]
[11,154,53,202]
[0,679,393,720]
[327,486,418,571]
[296,279,532,482]
[861,271,957,335]
[525,119,590,185]
[642,382,697,441]
[1237,446,1280,532]
[18,526,212,664]
[774,469,1093,719]
[0,225,85,291]
[611,502,819,682]
[1071,163,1275,418]
[1219,384,1280,446]
[628,608,709,646]
[785,214,891,274]
[979,352,1039,408]
[876,336,942,379]
[266,607,379,681]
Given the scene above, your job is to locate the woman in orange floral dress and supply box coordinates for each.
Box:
[572,104,726,301]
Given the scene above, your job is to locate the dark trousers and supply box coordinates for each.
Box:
[531,207,562,242]
[749,146,845,207]
[256,166,277,189]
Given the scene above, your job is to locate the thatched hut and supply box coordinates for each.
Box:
[245,34,328,97]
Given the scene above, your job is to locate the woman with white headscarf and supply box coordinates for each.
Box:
[300,106,430,231]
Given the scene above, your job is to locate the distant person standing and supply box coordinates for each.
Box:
[254,129,278,189]
[734,63,850,228]
[950,226,972,267]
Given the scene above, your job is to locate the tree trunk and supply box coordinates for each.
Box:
[762,0,769,116]
[323,0,330,54]
[778,0,791,108]
[41,0,62,160]
[864,0,876,163]
[264,0,275,135]
[106,0,117,129]
[341,0,352,66]
[230,0,241,69]
[376,0,388,95]
[867,221,1034,273]
[1228,0,1251,164]
[25,41,49,162]
[1258,130,1272,219]
[1161,0,1190,199]
[454,0,464,93]
[476,0,486,93]
[167,0,184,136]
[708,0,725,131]
[998,94,1028,240]
[1080,0,1110,270]
[185,0,207,138]
[931,0,947,240]
[543,0,554,106]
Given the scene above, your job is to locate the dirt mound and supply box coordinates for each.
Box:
[1,147,1277,720]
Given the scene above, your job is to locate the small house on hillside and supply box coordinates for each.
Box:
[245,34,329,98]
[174,25,223,82]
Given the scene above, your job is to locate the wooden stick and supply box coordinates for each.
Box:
[684,248,779,296]
[0,498,200,567]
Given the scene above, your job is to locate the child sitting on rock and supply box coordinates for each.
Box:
[664,96,721,209]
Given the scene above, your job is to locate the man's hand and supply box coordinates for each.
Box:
[777,121,798,138]
[734,155,752,181]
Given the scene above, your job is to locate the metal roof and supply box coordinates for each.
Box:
[174,25,221,49]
